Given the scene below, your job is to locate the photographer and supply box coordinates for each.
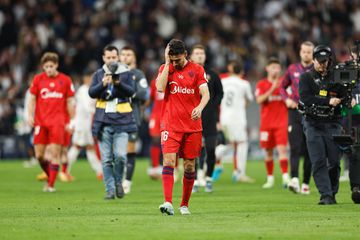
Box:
[89,45,137,200]
[299,45,346,205]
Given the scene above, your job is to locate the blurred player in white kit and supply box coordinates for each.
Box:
[67,71,103,179]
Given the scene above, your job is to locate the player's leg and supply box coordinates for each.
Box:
[113,131,129,199]
[262,148,274,188]
[287,110,302,192]
[67,144,81,173]
[260,129,275,188]
[123,132,137,194]
[179,132,202,214]
[34,144,47,175]
[149,136,162,180]
[85,145,103,180]
[301,134,312,194]
[33,125,50,178]
[203,135,216,192]
[159,130,181,215]
[274,126,290,187]
[46,143,62,191]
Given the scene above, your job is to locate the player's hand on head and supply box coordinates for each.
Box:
[165,44,170,64]
[191,106,202,120]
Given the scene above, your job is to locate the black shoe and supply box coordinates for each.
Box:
[104,191,115,200]
[318,195,336,205]
[352,186,360,204]
[116,183,125,199]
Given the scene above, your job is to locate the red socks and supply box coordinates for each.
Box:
[265,159,274,176]
[150,144,161,167]
[48,164,59,187]
[62,163,68,173]
[279,158,288,174]
[162,166,174,203]
[180,171,195,207]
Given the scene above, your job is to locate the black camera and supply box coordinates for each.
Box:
[105,62,119,100]
[332,41,360,146]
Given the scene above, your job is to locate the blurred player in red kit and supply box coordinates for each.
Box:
[156,39,209,215]
[27,52,75,192]
[148,79,164,179]
[255,57,289,189]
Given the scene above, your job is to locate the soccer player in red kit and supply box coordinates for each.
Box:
[148,79,165,179]
[156,39,209,215]
[255,57,289,189]
[27,52,75,192]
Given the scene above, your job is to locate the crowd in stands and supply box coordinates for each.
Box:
[0,0,359,156]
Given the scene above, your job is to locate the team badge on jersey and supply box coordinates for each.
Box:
[294,72,300,78]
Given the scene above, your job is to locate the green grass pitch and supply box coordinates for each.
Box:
[0,159,358,240]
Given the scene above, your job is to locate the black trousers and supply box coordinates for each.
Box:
[348,146,360,190]
[288,109,312,184]
[196,135,217,178]
[303,120,341,197]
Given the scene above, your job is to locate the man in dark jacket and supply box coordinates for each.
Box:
[190,44,223,193]
[89,45,137,200]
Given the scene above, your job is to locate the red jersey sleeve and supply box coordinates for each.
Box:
[29,75,39,96]
[196,65,208,88]
[255,80,265,97]
[65,76,75,98]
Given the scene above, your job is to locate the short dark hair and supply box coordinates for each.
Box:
[233,62,242,74]
[190,44,205,54]
[168,39,186,55]
[103,45,119,55]
[121,45,136,53]
[267,57,280,66]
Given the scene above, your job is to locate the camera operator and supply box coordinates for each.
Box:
[299,45,347,205]
[89,45,137,200]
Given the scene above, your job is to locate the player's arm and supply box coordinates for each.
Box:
[245,82,253,107]
[27,93,36,127]
[191,84,210,120]
[256,79,279,104]
[279,69,291,100]
[156,45,170,92]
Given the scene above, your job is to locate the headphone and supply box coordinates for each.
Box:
[313,45,332,58]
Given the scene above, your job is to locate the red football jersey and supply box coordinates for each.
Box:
[255,78,288,129]
[149,79,164,120]
[158,61,208,132]
[30,72,75,126]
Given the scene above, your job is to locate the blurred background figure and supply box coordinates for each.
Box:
[190,44,223,193]
[215,61,254,183]
[67,71,103,181]
[119,46,149,194]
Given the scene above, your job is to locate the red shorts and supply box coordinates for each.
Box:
[149,117,161,137]
[63,130,72,147]
[161,130,202,159]
[33,125,65,145]
[259,127,288,149]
